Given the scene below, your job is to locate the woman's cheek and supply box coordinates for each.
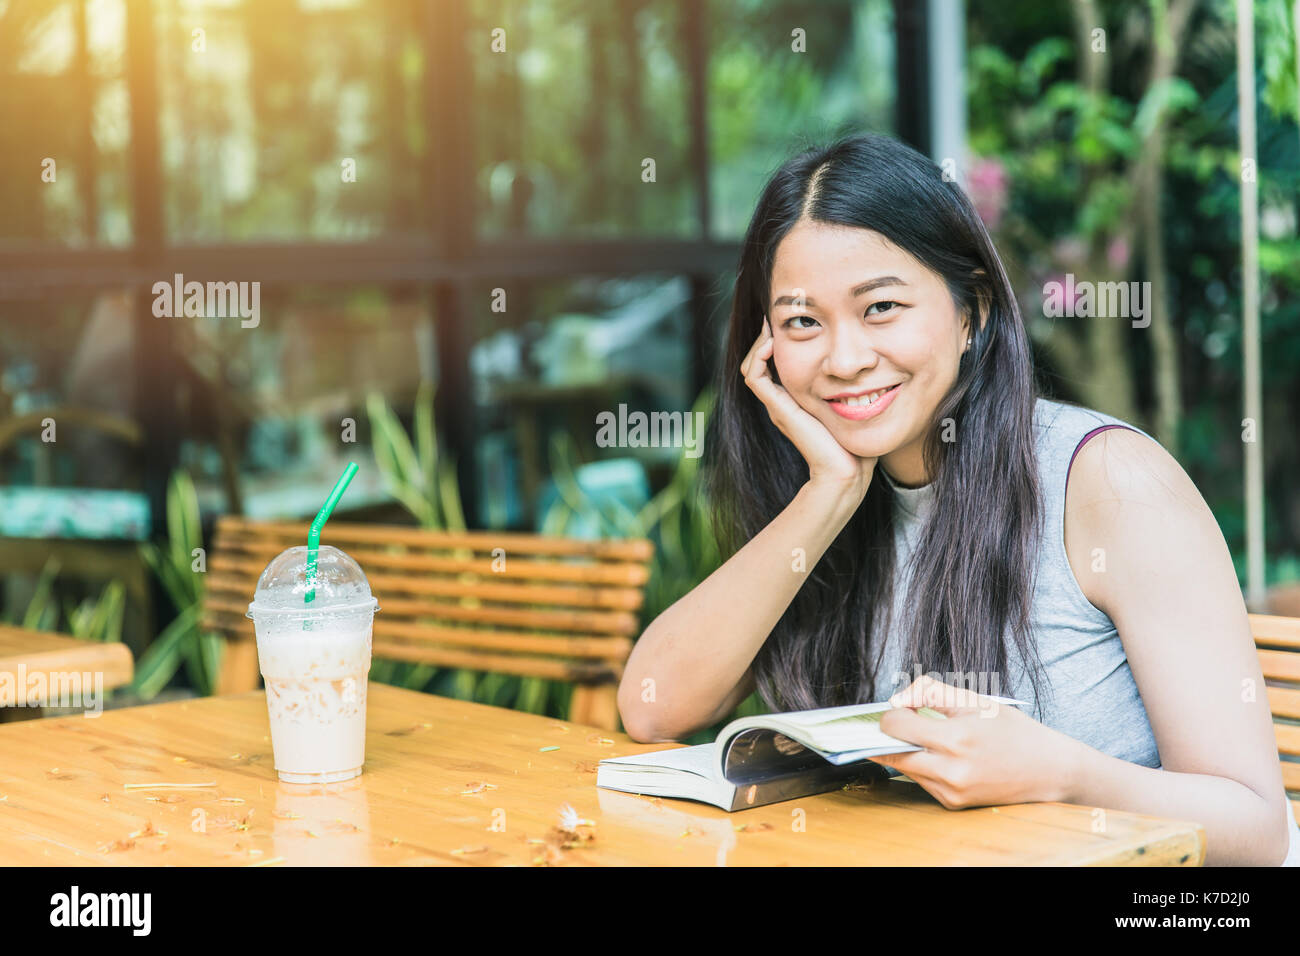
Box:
[770,345,788,387]
[772,343,803,390]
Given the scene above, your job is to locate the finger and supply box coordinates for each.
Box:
[879,756,962,808]
[879,706,960,755]
[739,316,772,378]
[743,337,790,409]
[748,326,774,376]
[745,364,800,425]
[869,751,960,809]
[749,338,775,386]
[872,749,951,782]
[890,675,985,717]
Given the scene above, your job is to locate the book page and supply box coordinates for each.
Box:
[800,708,947,752]
[602,743,717,778]
[774,702,891,728]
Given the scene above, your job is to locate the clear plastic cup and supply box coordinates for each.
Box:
[246,545,380,784]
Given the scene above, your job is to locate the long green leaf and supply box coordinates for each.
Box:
[400,663,437,691]
[102,582,126,644]
[477,672,512,707]
[414,381,437,499]
[373,397,425,498]
[539,499,570,537]
[368,393,437,526]
[517,675,548,714]
[130,605,199,700]
[21,557,61,631]
[451,668,478,700]
[140,542,191,611]
[196,631,224,696]
[437,456,467,532]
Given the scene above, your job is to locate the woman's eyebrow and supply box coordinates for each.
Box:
[771,276,909,308]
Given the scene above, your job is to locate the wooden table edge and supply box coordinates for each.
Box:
[0,640,134,704]
[1028,805,1207,866]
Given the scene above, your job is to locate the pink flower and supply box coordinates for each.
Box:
[966,158,1008,230]
[1051,236,1087,267]
[1106,237,1130,271]
[1042,273,1082,313]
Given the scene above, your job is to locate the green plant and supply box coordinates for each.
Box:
[541,389,722,627]
[63,580,126,643]
[366,380,465,532]
[6,556,126,643]
[361,386,730,725]
[366,381,492,698]
[11,557,60,632]
[539,390,740,734]
[130,470,222,699]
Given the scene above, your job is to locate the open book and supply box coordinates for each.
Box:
[596,696,1028,811]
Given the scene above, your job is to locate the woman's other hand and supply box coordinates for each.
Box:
[871,675,1084,809]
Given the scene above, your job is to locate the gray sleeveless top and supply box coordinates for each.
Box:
[873,396,1300,866]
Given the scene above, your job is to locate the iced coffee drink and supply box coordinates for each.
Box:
[247,545,379,784]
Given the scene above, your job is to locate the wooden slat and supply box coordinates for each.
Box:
[1281,760,1300,795]
[1266,686,1300,721]
[370,621,630,661]
[368,641,620,682]
[1258,649,1300,683]
[1251,613,1300,650]
[569,683,619,730]
[204,593,638,636]
[205,566,645,610]
[201,611,251,640]
[1277,723,1300,759]
[210,544,650,587]
[204,609,631,662]
[202,517,653,701]
[214,516,653,561]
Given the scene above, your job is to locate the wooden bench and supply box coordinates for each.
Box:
[201,517,654,732]
[1250,613,1300,825]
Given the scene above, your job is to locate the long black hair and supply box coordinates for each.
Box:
[702,132,1050,717]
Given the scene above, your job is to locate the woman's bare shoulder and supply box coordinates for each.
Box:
[1063,426,1215,613]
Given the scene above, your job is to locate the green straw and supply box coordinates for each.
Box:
[305,461,358,604]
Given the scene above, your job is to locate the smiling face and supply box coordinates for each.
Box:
[767,218,973,486]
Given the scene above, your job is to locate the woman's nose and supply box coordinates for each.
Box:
[822,324,878,379]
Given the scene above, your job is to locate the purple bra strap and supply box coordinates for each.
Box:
[1066,424,1137,491]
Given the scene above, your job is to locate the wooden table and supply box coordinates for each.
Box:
[0,683,1205,866]
[0,625,134,711]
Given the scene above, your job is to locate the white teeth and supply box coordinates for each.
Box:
[836,386,892,406]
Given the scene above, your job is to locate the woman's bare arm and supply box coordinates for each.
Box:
[1061,428,1291,865]
[618,479,863,742]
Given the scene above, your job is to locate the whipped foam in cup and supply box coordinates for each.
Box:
[247,545,379,785]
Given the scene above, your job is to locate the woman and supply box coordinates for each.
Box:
[617,132,1298,866]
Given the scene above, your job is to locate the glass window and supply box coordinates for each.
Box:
[707,0,896,237]
[171,284,437,518]
[155,0,432,241]
[470,0,698,239]
[467,274,696,527]
[0,0,133,245]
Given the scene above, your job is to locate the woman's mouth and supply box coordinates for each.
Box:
[826,383,902,421]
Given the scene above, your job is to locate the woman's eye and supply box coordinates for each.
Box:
[783,315,820,330]
[866,300,900,317]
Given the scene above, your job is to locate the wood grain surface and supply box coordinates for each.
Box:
[0,683,1205,866]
